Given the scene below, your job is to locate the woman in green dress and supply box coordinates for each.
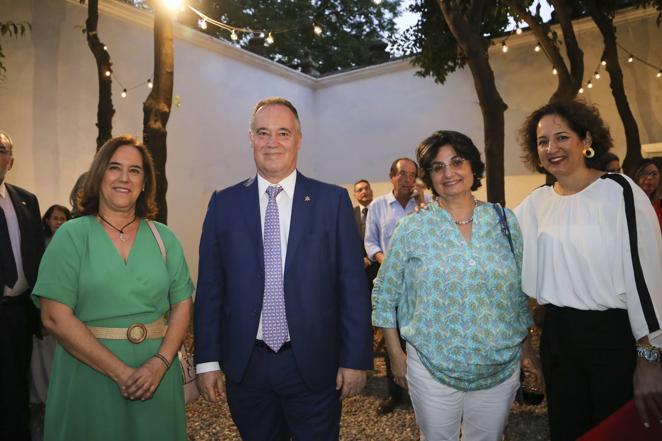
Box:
[32,135,194,441]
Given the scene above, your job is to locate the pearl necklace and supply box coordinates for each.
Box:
[98,214,137,242]
[437,196,478,225]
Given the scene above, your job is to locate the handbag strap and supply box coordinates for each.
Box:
[146,220,167,263]
[492,203,515,258]
[601,174,660,333]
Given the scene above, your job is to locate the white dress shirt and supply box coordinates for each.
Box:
[197,170,297,374]
[0,182,29,297]
[364,192,418,260]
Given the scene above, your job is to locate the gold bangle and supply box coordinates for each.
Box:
[152,353,170,369]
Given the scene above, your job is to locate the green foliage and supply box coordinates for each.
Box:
[195,0,401,75]
[393,0,511,85]
[0,21,31,78]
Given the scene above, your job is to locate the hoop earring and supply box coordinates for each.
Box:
[582,145,595,158]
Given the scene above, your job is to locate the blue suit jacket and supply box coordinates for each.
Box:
[194,172,373,391]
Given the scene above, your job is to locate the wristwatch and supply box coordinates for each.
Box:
[636,344,662,363]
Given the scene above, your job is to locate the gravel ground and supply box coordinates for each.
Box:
[186,356,550,441]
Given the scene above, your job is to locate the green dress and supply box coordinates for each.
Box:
[32,216,194,441]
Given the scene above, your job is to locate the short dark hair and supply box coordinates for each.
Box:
[519,100,613,173]
[42,204,72,238]
[596,151,620,172]
[353,179,370,189]
[389,158,418,178]
[77,135,158,219]
[416,130,485,196]
[251,97,301,133]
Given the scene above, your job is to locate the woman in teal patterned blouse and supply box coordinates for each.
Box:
[372,130,540,441]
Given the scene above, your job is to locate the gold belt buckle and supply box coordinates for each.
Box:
[127,323,147,344]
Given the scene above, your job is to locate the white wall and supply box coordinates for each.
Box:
[1,0,660,279]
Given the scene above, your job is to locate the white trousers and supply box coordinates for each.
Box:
[406,343,519,441]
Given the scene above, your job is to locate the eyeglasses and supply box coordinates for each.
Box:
[642,170,660,179]
[427,157,466,175]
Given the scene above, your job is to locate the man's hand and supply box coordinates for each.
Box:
[363,257,371,269]
[336,367,367,400]
[633,358,662,428]
[373,252,385,265]
[197,370,226,403]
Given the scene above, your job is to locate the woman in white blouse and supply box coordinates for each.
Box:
[514,100,662,440]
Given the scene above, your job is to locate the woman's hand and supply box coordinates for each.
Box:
[390,348,408,390]
[633,358,662,428]
[124,357,169,401]
[521,336,544,392]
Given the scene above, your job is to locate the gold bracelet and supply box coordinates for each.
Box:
[152,353,170,369]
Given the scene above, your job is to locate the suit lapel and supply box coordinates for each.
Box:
[285,173,311,275]
[6,185,30,259]
[240,177,264,273]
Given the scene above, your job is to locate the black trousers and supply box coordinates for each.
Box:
[0,295,34,441]
[541,304,636,441]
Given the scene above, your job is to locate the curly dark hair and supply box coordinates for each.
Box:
[77,135,158,219]
[519,100,613,174]
[416,130,485,196]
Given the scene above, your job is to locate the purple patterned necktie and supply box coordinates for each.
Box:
[262,185,288,351]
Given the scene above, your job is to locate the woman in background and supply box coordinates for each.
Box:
[41,204,71,246]
[633,158,662,231]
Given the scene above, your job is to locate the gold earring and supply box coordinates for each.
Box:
[582,145,595,158]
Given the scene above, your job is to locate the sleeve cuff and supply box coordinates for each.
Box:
[196,361,221,374]
[648,329,662,348]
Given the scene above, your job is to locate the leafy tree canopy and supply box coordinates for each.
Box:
[186,0,402,76]
[0,21,31,80]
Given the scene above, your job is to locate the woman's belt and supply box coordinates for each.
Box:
[87,317,167,344]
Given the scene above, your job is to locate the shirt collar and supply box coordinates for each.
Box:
[257,169,297,199]
[0,182,7,200]
[386,191,415,206]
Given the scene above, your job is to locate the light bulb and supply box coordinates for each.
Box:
[534,43,541,52]
[373,0,382,4]
[121,89,127,98]
[161,0,183,12]
[314,25,323,36]
[103,45,108,51]
[231,30,238,41]
[515,27,522,35]
[198,19,207,30]
[105,70,111,77]
[147,79,153,89]
[628,55,634,63]
[501,42,508,53]
[579,87,584,94]
[552,68,557,75]
[266,33,274,45]
[601,59,606,66]
[657,71,662,78]
[587,81,593,89]
[594,71,600,79]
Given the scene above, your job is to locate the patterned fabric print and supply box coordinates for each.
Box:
[262,185,288,351]
[372,203,532,391]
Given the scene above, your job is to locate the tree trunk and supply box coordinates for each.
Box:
[437,0,507,205]
[143,6,174,224]
[584,0,642,176]
[85,0,114,150]
[503,0,583,103]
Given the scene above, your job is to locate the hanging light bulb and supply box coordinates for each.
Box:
[601,59,606,66]
[105,70,111,77]
[259,32,265,38]
[230,30,238,41]
[515,27,522,35]
[198,18,207,30]
[552,68,558,75]
[103,45,108,51]
[534,43,541,52]
[373,0,383,4]
[628,55,634,63]
[587,81,593,89]
[121,89,127,98]
[501,41,508,53]
[265,33,274,45]
[594,71,600,79]
[147,78,153,89]
[162,0,183,12]
[579,87,584,94]
[313,24,323,36]
[657,70,662,78]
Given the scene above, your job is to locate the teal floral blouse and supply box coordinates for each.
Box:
[372,202,532,391]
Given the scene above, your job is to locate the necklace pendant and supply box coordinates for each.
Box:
[119,232,128,242]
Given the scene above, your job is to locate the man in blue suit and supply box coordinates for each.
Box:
[194,97,373,440]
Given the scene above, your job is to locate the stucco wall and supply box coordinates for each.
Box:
[1,0,660,279]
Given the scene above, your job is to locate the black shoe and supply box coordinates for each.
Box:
[377,396,402,415]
